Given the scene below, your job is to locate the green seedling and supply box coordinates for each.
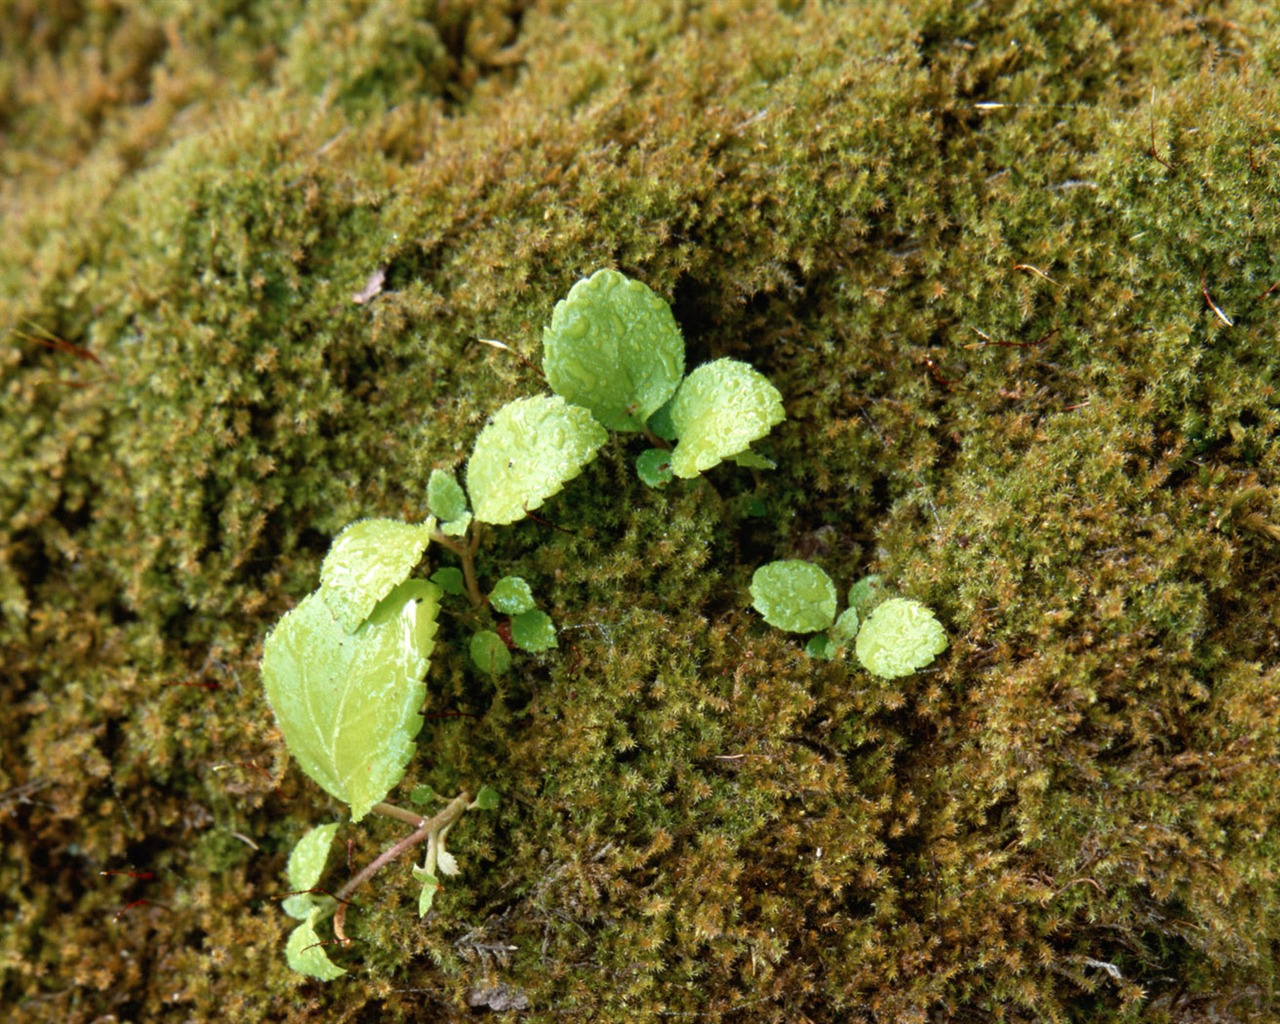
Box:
[750,561,946,676]
[261,269,804,981]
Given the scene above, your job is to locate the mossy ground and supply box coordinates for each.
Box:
[3,1,1278,1020]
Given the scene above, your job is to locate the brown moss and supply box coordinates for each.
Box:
[2,1,1279,1021]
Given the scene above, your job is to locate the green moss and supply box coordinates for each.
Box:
[3,1,1280,1021]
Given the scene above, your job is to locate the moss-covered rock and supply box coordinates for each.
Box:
[3,1,1278,1021]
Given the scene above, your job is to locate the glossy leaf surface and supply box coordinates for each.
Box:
[489,576,535,615]
[668,359,784,478]
[855,597,948,680]
[511,609,556,652]
[749,560,837,633]
[262,580,441,821]
[319,517,434,633]
[543,268,684,431]
[466,395,606,525]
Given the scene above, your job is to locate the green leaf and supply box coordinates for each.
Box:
[427,469,468,522]
[410,784,440,806]
[646,397,678,441]
[730,449,776,470]
[543,268,684,432]
[749,560,837,633]
[511,609,557,652]
[668,359,785,479]
[847,575,887,618]
[281,893,320,921]
[489,576,535,615]
[414,870,439,917]
[472,785,500,811]
[287,823,340,892]
[440,511,472,537]
[470,630,512,675]
[636,448,673,487]
[261,580,442,822]
[466,395,607,525]
[286,916,346,980]
[429,567,466,596]
[855,598,948,680]
[831,607,860,645]
[319,518,435,633]
[805,634,838,660]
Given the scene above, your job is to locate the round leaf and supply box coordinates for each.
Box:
[749,560,837,633]
[490,576,535,615]
[543,268,685,431]
[319,517,434,633]
[261,580,442,822]
[668,359,785,478]
[466,395,607,525]
[636,448,673,487]
[855,597,948,680]
[470,630,512,675]
[511,609,557,652]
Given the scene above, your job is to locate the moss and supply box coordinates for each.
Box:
[3,0,1279,1021]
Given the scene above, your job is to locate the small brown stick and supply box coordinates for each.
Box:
[1012,263,1059,286]
[1201,272,1234,326]
[475,337,544,379]
[1148,86,1175,170]
[964,326,1059,351]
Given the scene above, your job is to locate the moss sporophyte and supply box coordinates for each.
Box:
[261,268,796,979]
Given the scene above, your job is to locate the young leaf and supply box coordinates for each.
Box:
[543,268,685,431]
[261,580,442,822]
[749,560,837,634]
[286,915,346,980]
[429,566,466,596]
[414,870,439,917]
[805,634,838,660]
[668,359,785,478]
[288,823,340,892]
[511,609,557,652]
[466,395,607,525]
[472,785,500,811]
[636,448,673,487]
[847,575,887,618]
[439,511,472,537]
[470,630,512,675]
[855,597,948,680]
[426,469,468,523]
[319,517,435,632]
[831,607,860,645]
[489,576,535,615]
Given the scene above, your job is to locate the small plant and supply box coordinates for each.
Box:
[261,268,788,979]
[749,562,946,678]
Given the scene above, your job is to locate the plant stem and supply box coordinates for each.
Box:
[333,792,470,943]
[460,523,483,608]
[371,801,427,827]
[430,524,485,608]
